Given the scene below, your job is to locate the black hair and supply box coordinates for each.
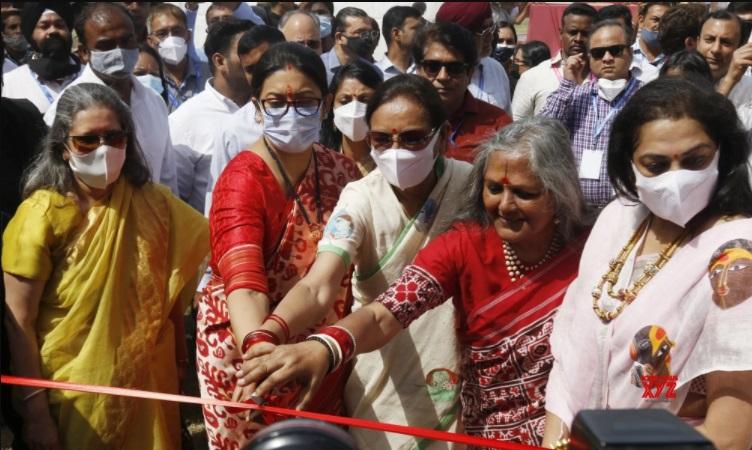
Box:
[639,2,674,18]
[308,2,334,16]
[412,22,478,67]
[147,3,188,30]
[137,43,169,105]
[365,74,446,130]
[382,6,422,46]
[658,4,705,56]
[728,2,752,14]
[237,25,285,55]
[204,17,254,75]
[520,40,551,67]
[561,2,598,27]
[591,18,635,46]
[497,21,518,42]
[1,9,20,32]
[596,4,633,30]
[320,60,383,149]
[608,77,752,218]
[333,7,369,34]
[658,49,714,88]
[701,10,746,47]
[74,2,133,48]
[250,41,328,98]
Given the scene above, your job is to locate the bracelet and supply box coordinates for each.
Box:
[549,438,570,450]
[23,388,46,402]
[241,329,280,354]
[320,325,356,364]
[266,314,291,343]
[306,334,337,373]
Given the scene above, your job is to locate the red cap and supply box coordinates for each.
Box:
[435,2,492,33]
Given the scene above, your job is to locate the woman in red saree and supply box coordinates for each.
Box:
[195,43,360,449]
[237,117,591,447]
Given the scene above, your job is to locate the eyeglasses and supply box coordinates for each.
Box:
[259,97,322,118]
[367,128,437,151]
[346,30,379,40]
[418,60,470,78]
[589,44,628,60]
[67,131,128,153]
[151,26,187,40]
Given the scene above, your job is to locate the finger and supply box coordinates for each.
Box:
[243,342,275,360]
[254,369,293,398]
[296,374,323,410]
[237,359,279,387]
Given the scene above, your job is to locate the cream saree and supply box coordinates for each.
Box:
[318,157,472,450]
[2,179,209,449]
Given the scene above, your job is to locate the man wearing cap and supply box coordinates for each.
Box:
[435,1,512,113]
[2,2,81,113]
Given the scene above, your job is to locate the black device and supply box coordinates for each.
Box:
[245,418,358,450]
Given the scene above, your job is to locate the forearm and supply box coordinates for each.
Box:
[716,73,740,97]
[4,311,51,419]
[227,288,270,344]
[269,280,338,340]
[336,302,403,355]
[696,371,752,450]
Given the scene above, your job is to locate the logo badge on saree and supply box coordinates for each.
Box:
[629,325,676,401]
[639,375,678,400]
[708,239,752,310]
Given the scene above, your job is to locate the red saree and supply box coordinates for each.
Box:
[378,222,587,447]
[196,145,360,449]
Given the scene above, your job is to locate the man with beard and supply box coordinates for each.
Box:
[321,7,381,84]
[3,3,80,113]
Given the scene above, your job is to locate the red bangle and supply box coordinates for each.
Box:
[266,313,291,343]
[241,329,279,354]
[320,326,356,364]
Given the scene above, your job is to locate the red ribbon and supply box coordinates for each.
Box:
[1,375,541,449]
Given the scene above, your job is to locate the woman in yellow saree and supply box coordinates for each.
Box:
[2,83,209,449]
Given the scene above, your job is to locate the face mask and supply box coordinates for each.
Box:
[317,14,332,38]
[640,28,660,50]
[68,144,127,189]
[263,108,322,154]
[633,151,719,227]
[137,73,164,95]
[495,43,515,63]
[89,47,139,79]
[3,33,29,53]
[370,131,440,190]
[333,101,368,142]
[158,35,188,65]
[345,35,373,59]
[597,77,628,102]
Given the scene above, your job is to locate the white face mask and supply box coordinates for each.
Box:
[89,47,139,79]
[263,108,322,154]
[370,130,440,190]
[633,151,719,227]
[68,144,127,189]
[158,35,188,65]
[597,77,628,102]
[333,100,368,142]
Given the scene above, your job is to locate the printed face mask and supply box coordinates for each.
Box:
[158,35,188,65]
[370,130,440,190]
[633,150,719,227]
[89,47,139,79]
[333,100,368,142]
[68,144,127,189]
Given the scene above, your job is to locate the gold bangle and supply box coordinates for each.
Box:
[22,388,46,402]
[550,438,570,450]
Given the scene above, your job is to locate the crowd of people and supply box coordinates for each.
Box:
[1,2,751,450]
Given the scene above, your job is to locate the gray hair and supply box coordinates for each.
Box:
[22,83,151,199]
[278,10,320,32]
[453,117,588,242]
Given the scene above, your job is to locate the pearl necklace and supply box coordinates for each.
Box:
[503,235,562,282]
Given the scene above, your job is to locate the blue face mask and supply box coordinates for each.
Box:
[640,28,660,50]
[136,74,164,95]
[317,14,332,39]
[262,108,322,154]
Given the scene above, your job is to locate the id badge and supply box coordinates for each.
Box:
[579,149,603,180]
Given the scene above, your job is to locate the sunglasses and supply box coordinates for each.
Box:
[418,60,470,78]
[67,131,128,153]
[589,44,628,60]
[367,128,437,151]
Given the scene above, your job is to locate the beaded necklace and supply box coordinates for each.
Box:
[502,233,562,282]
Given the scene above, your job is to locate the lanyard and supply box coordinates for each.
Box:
[590,85,629,141]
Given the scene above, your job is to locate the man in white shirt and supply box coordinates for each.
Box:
[632,3,671,72]
[3,4,81,113]
[512,2,597,120]
[169,18,253,212]
[44,3,177,193]
[321,7,379,84]
[375,6,422,80]
[278,10,321,55]
[698,11,752,130]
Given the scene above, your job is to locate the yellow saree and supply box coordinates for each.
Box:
[2,179,209,449]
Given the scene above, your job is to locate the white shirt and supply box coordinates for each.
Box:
[375,53,415,81]
[2,56,18,74]
[169,79,243,212]
[44,64,178,193]
[2,63,80,113]
[630,58,659,84]
[469,56,511,112]
[205,101,262,215]
[728,75,752,131]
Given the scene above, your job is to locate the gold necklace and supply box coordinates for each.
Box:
[591,216,689,322]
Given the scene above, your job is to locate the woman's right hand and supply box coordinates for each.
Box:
[240,341,331,410]
[23,408,62,450]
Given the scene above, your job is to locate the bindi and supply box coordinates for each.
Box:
[501,163,510,185]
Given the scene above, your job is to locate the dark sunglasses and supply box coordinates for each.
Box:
[367,128,437,151]
[418,60,470,77]
[589,44,628,60]
[67,131,128,153]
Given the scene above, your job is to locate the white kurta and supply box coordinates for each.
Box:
[3,63,80,113]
